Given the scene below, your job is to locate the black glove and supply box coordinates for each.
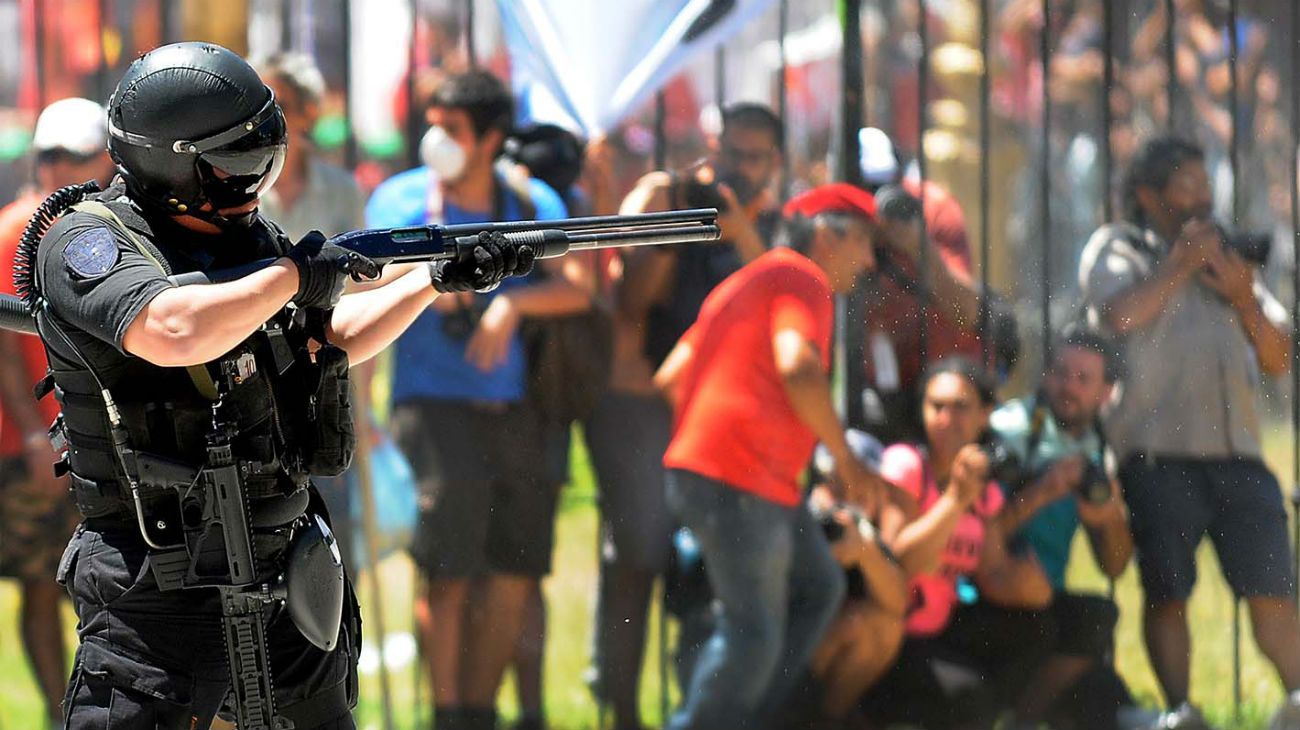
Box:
[286,231,381,309]
[429,230,536,294]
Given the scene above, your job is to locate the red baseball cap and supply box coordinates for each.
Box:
[782,183,877,222]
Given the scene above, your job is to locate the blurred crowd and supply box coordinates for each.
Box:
[1,1,1300,730]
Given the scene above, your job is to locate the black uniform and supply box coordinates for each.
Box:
[41,184,360,729]
[21,41,528,730]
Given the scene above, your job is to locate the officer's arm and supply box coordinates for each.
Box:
[324,265,439,365]
[121,260,299,367]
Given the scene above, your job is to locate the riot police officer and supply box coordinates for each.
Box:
[25,42,529,729]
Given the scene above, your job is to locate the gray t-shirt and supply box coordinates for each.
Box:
[1078,222,1288,461]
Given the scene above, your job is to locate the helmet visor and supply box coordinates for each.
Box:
[196,105,287,209]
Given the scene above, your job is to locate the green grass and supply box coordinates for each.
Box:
[2,426,1298,729]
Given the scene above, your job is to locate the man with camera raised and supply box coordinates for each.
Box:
[986,327,1135,729]
[587,102,785,730]
[1080,135,1300,730]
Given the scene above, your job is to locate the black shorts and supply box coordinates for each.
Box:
[861,601,1055,729]
[58,519,360,730]
[1052,592,1118,658]
[1120,455,1295,602]
[393,399,558,579]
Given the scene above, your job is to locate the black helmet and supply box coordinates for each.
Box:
[107,42,287,226]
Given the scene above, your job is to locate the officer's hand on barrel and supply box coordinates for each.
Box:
[286,230,381,309]
[428,230,536,294]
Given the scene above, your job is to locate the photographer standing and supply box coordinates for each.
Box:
[585,102,784,730]
[365,70,590,730]
[654,184,882,730]
[986,328,1136,729]
[855,128,1018,442]
[1080,135,1300,730]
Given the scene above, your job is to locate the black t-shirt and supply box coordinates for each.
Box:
[643,208,781,369]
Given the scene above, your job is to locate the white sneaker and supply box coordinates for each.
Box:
[1269,690,1300,730]
[1117,705,1162,730]
[1146,703,1214,730]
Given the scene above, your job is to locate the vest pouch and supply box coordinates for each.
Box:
[69,472,125,519]
[300,345,355,477]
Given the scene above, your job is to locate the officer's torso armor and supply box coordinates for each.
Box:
[33,184,321,529]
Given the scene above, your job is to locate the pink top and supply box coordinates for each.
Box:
[880,443,1005,637]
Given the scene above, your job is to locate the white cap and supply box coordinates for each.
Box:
[857,126,898,186]
[32,98,107,157]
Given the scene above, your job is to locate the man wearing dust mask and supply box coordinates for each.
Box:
[364,69,592,730]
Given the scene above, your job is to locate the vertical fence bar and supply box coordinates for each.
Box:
[465,0,476,67]
[714,45,726,108]
[341,0,357,170]
[32,0,45,110]
[280,0,292,49]
[917,0,931,369]
[1101,0,1114,222]
[1289,0,1300,615]
[162,0,180,43]
[96,0,111,101]
[841,0,866,426]
[1164,0,1176,127]
[1228,0,1243,719]
[977,0,991,367]
[406,0,421,170]
[1228,0,1240,226]
[776,0,789,199]
[1039,0,1051,362]
[838,0,864,185]
[653,90,667,171]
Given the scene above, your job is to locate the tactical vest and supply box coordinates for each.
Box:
[34,192,354,536]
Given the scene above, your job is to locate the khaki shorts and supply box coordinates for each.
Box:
[0,456,81,581]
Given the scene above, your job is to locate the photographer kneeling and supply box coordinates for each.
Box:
[804,431,909,726]
[860,358,1054,730]
[986,328,1136,730]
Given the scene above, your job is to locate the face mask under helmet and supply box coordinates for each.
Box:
[107,42,288,229]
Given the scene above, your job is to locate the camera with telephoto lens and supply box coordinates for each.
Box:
[681,177,731,212]
[977,433,1024,487]
[1218,225,1272,267]
[875,184,924,223]
[1077,459,1112,506]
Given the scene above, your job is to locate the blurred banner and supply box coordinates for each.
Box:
[499,0,775,135]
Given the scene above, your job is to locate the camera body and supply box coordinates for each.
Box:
[977,433,1025,488]
[680,177,731,212]
[978,433,1110,505]
[1076,460,1111,506]
[1220,227,1272,267]
[808,499,869,544]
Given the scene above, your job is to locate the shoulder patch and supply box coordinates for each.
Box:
[62,227,120,278]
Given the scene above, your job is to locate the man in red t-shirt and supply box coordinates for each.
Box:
[856,127,1019,442]
[653,184,887,730]
[0,97,114,726]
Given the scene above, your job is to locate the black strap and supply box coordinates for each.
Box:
[1025,394,1049,468]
